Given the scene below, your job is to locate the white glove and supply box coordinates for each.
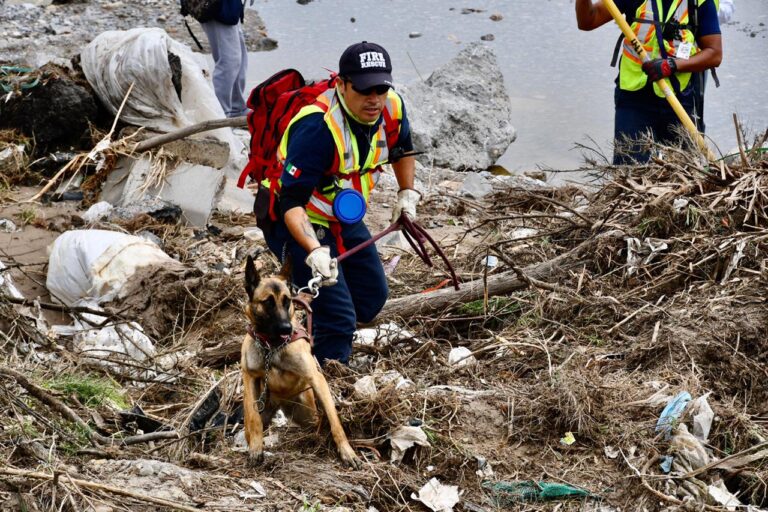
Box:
[304,246,338,287]
[391,188,421,223]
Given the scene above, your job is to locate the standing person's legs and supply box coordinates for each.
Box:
[200,20,247,117]
[691,72,707,133]
[229,25,249,118]
[613,102,656,165]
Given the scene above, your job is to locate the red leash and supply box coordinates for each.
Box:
[336,213,460,291]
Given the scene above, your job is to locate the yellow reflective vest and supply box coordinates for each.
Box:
[619,0,707,97]
[275,88,404,227]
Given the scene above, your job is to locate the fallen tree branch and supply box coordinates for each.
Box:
[196,231,623,368]
[0,467,201,512]
[378,230,623,319]
[132,116,247,153]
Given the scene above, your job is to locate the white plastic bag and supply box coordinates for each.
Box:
[80,27,239,150]
[46,229,181,306]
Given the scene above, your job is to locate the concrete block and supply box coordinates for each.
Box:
[100,154,224,226]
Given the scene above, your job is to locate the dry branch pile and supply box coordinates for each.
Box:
[2,133,768,511]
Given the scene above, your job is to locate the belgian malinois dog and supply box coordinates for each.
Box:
[241,255,361,468]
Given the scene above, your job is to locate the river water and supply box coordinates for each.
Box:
[246,0,768,178]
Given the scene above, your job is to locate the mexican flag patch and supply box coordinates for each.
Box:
[285,163,302,178]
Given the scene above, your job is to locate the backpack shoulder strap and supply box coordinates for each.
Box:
[610,0,644,67]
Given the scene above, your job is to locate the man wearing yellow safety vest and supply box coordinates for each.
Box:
[576,0,723,164]
[263,41,418,365]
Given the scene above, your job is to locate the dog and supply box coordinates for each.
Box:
[240,255,361,468]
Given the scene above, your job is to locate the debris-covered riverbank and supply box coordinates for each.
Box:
[2,1,768,509]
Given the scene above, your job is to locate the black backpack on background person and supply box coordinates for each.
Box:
[180,0,222,23]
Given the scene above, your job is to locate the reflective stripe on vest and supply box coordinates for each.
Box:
[276,88,403,226]
[619,0,705,97]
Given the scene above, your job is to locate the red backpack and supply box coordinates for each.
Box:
[237,69,335,190]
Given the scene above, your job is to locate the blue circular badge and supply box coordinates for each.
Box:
[333,189,366,224]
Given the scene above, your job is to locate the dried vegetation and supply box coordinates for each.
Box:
[2,129,768,511]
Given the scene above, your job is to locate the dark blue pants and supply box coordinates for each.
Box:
[264,220,388,365]
[613,87,696,165]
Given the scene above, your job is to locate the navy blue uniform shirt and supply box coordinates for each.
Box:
[278,91,414,216]
[614,0,721,108]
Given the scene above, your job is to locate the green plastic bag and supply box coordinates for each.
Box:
[483,480,593,505]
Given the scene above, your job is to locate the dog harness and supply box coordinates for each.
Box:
[247,295,314,412]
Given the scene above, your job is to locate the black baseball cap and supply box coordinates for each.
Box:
[338,41,393,90]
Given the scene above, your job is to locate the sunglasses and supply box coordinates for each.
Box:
[351,83,391,96]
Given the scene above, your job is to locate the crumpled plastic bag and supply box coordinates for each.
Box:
[80,27,238,150]
[389,425,430,462]
[411,478,461,512]
[46,229,182,306]
[626,237,669,276]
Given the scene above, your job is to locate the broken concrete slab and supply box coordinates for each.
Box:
[100,154,224,227]
[398,43,516,172]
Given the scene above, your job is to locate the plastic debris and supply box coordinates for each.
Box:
[46,229,182,306]
[707,481,742,511]
[510,228,538,240]
[411,478,461,512]
[389,425,430,462]
[560,431,576,446]
[655,391,691,439]
[482,255,498,268]
[690,394,714,442]
[354,321,416,347]
[673,198,689,212]
[670,424,710,472]
[475,456,494,478]
[238,481,267,500]
[353,375,378,399]
[448,347,476,367]
[0,219,19,232]
[603,446,619,459]
[483,480,593,504]
[626,237,669,276]
[722,239,747,283]
[376,370,414,390]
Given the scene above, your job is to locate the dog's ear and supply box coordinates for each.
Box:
[278,255,293,284]
[245,255,260,300]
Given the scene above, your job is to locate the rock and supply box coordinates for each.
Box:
[448,346,476,367]
[459,172,493,198]
[99,154,220,227]
[399,44,516,171]
[490,13,503,21]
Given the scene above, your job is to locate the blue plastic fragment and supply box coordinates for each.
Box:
[660,455,674,473]
[655,391,691,438]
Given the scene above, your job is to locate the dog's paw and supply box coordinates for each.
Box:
[339,444,362,470]
[247,450,264,467]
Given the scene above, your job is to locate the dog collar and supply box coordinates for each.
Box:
[247,324,309,351]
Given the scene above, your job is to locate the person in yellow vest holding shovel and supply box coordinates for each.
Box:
[576,0,722,164]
